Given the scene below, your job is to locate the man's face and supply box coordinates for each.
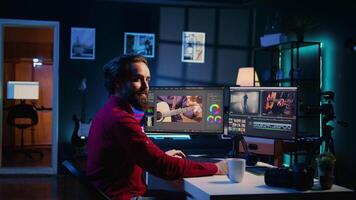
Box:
[120,62,151,110]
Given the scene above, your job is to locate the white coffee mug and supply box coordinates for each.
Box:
[227,158,246,183]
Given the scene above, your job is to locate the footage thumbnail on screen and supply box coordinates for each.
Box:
[145,87,224,134]
[228,87,297,140]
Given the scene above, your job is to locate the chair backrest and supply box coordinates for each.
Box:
[62,160,111,200]
[7,103,38,129]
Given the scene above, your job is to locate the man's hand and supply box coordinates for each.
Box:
[215,159,228,175]
[277,98,285,107]
[165,149,186,159]
[192,105,202,117]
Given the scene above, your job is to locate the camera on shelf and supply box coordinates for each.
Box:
[302,91,334,121]
[301,91,347,133]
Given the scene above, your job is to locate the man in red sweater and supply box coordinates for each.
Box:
[87,54,227,200]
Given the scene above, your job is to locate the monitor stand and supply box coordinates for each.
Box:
[228,134,258,166]
[228,134,248,158]
[228,135,272,176]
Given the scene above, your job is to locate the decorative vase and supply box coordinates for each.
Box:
[317,156,335,190]
[318,166,334,190]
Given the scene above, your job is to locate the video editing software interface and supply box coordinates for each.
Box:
[228,87,297,140]
[144,86,224,134]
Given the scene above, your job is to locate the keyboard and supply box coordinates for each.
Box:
[186,155,223,163]
[187,155,272,175]
[246,166,271,175]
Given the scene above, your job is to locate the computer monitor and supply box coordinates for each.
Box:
[144,86,225,134]
[227,86,298,140]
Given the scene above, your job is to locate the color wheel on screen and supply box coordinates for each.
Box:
[209,104,220,115]
[214,116,222,124]
[207,115,215,123]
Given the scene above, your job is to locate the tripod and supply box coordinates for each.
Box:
[305,91,349,165]
[306,115,335,165]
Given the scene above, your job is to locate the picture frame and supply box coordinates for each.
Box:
[70,27,96,60]
[124,32,155,58]
[181,31,205,63]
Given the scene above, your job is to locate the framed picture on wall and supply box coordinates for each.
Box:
[124,32,155,58]
[70,27,96,60]
[181,32,205,63]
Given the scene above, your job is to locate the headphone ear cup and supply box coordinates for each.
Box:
[246,153,258,166]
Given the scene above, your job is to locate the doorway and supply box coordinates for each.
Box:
[0,19,59,174]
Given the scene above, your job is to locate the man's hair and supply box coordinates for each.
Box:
[103,54,148,95]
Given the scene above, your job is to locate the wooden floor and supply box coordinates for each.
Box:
[0,175,99,200]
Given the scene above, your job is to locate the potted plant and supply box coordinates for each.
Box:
[316,152,336,189]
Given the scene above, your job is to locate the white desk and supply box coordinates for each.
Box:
[147,166,354,200]
[183,172,353,200]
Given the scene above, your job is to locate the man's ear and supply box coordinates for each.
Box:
[115,80,124,93]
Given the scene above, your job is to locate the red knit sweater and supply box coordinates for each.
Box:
[86,96,217,200]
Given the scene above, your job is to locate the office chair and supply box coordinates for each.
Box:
[7,103,43,160]
[62,160,111,200]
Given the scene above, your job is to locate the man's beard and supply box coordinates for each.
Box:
[128,90,149,111]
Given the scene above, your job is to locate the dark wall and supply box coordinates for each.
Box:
[155,6,253,86]
[255,1,356,189]
[1,0,252,171]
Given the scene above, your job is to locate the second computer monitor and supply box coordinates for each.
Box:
[228,86,297,140]
[144,86,224,134]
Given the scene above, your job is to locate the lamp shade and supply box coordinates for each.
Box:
[236,67,260,86]
[7,81,39,100]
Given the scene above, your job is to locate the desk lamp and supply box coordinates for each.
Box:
[236,67,260,86]
[7,81,39,103]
